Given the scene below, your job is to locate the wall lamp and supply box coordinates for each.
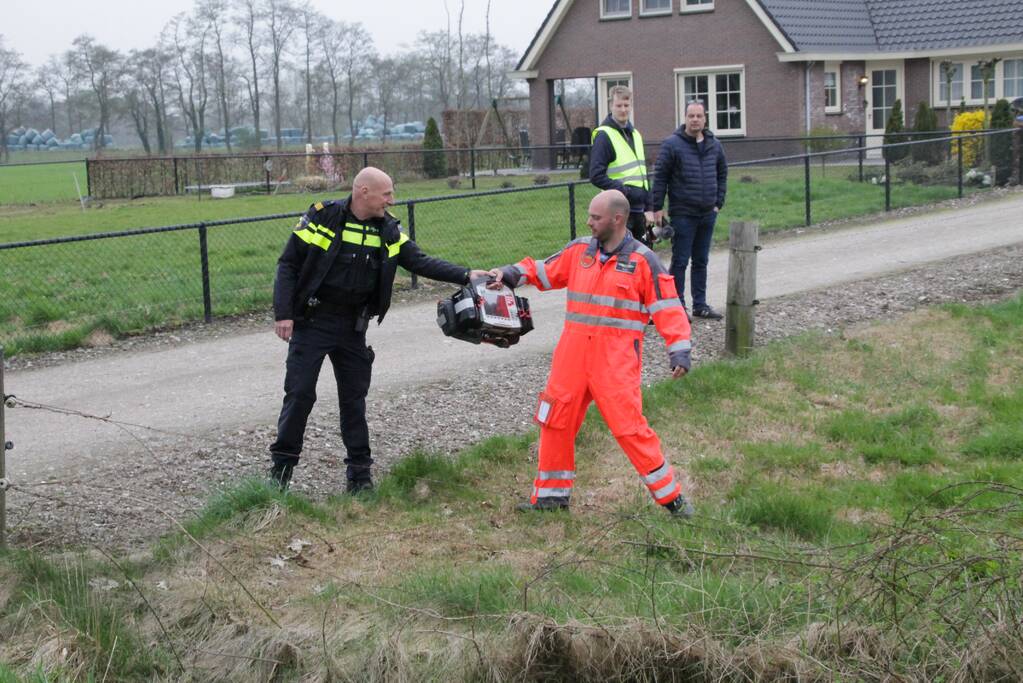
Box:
[857,75,869,87]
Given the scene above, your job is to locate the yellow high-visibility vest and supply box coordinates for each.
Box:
[592,125,648,190]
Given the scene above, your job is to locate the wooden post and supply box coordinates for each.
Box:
[725,222,759,357]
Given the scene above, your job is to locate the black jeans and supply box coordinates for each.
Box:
[269,311,375,480]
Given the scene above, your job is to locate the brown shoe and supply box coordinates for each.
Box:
[516,497,569,512]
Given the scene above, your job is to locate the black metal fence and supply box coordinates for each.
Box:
[78,131,1001,200]
[1,129,1018,355]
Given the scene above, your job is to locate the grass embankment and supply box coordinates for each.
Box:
[0,163,983,356]
[2,295,1021,680]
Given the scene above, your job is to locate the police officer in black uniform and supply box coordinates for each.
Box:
[270,167,489,492]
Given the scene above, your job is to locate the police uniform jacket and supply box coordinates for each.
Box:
[273,196,470,323]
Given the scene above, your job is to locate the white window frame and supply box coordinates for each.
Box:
[1005,58,1023,99]
[598,72,635,124]
[600,0,632,20]
[970,63,996,101]
[640,0,672,17]
[935,61,965,105]
[824,61,841,114]
[680,0,714,13]
[930,53,1023,107]
[674,65,746,136]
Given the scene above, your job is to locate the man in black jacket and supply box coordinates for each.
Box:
[648,101,728,320]
[269,167,489,491]
[589,85,652,246]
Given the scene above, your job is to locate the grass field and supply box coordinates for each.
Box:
[2,294,1021,680]
[0,162,984,356]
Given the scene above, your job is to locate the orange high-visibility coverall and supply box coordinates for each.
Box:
[499,235,693,506]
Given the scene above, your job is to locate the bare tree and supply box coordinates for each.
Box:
[167,13,211,153]
[53,53,79,138]
[70,35,122,153]
[263,0,298,151]
[235,0,264,148]
[134,48,173,154]
[296,2,320,144]
[124,54,153,153]
[198,0,234,151]
[0,36,27,162]
[318,20,372,145]
[35,61,60,135]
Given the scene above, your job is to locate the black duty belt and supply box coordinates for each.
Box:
[305,297,364,317]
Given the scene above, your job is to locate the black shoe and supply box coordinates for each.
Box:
[664,494,695,519]
[516,497,570,512]
[268,463,294,491]
[692,305,723,320]
[345,478,374,494]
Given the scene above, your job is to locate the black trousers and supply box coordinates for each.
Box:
[269,311,375,480]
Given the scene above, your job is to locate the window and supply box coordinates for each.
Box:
[871,68,898,128]
[602,0,631,18]
[676,66,745,135]
[824,62,841,113]
[598,73,634,123]
[938,62,964,103]
[640,0,671,15]
[970,63,995,100]
[1005,59,1023,99]
[681,0,713,11]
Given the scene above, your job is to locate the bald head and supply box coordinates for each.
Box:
[597,189,630,219]
[587,189,630,247]
[350,166,395,220]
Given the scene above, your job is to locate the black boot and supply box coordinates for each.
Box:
[268,453,299,491]
[345,477,374,494]
[268,462,294,491]
[664,494,695,519]
[516,496,570,512]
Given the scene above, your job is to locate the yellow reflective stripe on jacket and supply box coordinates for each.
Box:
[341,230,382,247]
[294,228,331,251]
[592,125,648,190]
[387,232,409,258]
[309,223,335,238]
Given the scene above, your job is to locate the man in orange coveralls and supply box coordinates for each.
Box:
[487,189,695,518]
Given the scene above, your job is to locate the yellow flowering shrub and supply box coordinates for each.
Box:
[951,110,986,167]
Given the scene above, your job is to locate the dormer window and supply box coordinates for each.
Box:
[601,0,631,19]
[640,0,671,16]
[681,0,713,12]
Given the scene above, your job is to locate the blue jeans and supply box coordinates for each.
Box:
[670,212,717,308]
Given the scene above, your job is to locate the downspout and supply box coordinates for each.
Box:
[805,61,815,134]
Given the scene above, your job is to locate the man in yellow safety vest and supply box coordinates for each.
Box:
[589,85,652,246]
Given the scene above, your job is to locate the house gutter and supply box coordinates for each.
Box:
[805,61,815,134]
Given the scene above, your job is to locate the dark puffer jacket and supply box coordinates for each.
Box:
[650,127,728,218]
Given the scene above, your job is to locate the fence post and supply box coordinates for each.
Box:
[362,152,369,170]
[173,157,180,196]
[198,224,213,323]
[85,158,92,198]
[803,154,811,226]
[1,347,8,549]
[264,156,271,195]
[470,147,477,189]
[957,137,964,198]
[408,202,418,290]
[725,222,759,357]
[858,135,865,182]
[884,156,892,211]
[568,184,577,240]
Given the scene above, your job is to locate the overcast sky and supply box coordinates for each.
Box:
[4,0,554,67]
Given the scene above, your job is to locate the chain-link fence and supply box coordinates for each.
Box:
[1,129,1018,356]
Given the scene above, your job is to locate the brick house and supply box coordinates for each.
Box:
[512,0,1023,154]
